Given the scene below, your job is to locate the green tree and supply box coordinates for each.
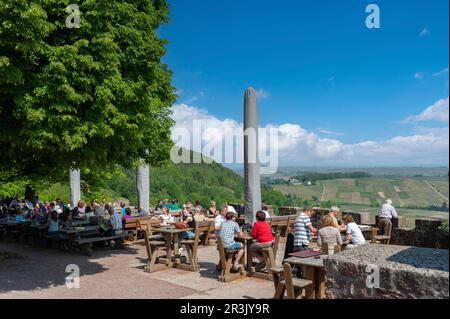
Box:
[0,0,175,186]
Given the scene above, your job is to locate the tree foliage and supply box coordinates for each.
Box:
[0,0,175,183]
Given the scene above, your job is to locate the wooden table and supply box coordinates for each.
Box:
[284,256,326,299]
[236,233,256,271]
[153,226,193,270]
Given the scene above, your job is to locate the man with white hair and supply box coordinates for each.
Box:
[378,199,398,235]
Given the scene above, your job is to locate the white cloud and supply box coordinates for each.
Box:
[402,97,449,123]
[171,103,449,167]
[419,28,431,37]
[254,89,269,99]
[432,68,449,77]
[414,72,425,80]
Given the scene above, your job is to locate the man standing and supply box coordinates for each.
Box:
[293,206,317,251]
[378,199,398,235]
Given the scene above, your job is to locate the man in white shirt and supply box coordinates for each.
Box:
[214,205,228,235]
[378,199,398,235]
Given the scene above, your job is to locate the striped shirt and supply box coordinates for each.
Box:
[294,213,312,246]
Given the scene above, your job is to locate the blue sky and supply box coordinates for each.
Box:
[160,0,449,167]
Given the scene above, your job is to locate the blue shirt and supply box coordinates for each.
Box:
[110,213,123,230]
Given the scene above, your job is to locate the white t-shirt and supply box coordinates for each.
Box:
[161,214,174,225]
[346,222,366,245]
[214,215,226,234]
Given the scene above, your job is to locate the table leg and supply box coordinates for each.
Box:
[246,240,252,270]
[173,233,180,264]
[316,268,326,299]
[165,234,173,267]
[305,266,316,299]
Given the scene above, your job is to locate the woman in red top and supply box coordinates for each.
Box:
[250,211,275,270]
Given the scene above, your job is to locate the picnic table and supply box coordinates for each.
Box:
[59,225,100,238]
[152,226,193,270]
[284,254,326,299]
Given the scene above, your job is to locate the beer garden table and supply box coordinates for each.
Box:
[152,226,194,270]
[284,255,326,299]
[236,232,256,271]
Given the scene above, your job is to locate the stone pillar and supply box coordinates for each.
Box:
[136,164,150,216]
[244,87,261,224]
[70,169,81,208]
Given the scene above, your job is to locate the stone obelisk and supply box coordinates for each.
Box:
[244,87,261,224]
[136,164,150,216]
[69,168,81,208]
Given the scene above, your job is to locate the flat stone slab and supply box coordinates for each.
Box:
[324,244,449,299]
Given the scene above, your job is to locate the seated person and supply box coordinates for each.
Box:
[209,200,217,217]
[47,211,60,235]
[84,205,95,222]
[219,212,245,271]
[104,209,123,236]
[342,214,366,246]
[318,215,343,253]
[249,211,275,270]
[178,212,196,255]
[122,207,134,220]
[214,205,227,236]
[161,207,174,225]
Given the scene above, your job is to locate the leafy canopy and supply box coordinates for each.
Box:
[0,0,175,183]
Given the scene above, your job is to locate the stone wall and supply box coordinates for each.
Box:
[342,211,370,225]
[278,206,302,216]
[324,244,449,299]
[390,217,449,249]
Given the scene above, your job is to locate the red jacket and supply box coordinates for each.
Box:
[251,221,275,243]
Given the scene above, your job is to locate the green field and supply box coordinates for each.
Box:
[274,177,449,207]
[274,177,449,227]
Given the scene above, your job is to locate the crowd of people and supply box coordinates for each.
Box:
[1,193,399,276]
[0,194,137,237]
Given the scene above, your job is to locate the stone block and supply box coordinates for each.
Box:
[324,244,449,299]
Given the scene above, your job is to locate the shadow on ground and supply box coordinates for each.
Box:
[0,241,139,293]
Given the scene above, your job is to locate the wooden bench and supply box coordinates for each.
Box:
[270,216,291,237]
[322,242,342,255]
[180,222,212,271]
[73,232,129,256]
[137,217,164,242]
[143,229,167,273]
[282,262,314,299]
[123,219,140,241]
[217,236,245,282]
[249,234,280,281]
[371,223,392,245]
[197,220,214,246]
